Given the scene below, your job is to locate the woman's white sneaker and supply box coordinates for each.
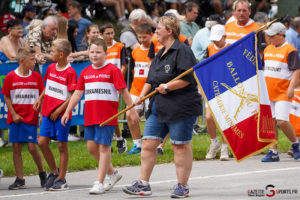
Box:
[89,181,105,194]
[104,170,122,191]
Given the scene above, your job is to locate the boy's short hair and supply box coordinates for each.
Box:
[89,38,107,52]
[52,39,72,56]
[68,1,82,12]
[99,23,114,34]
[136,23,153,35]
[16,47,35,60]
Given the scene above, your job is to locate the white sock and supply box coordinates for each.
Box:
[221,144,228,149]
[270,149,278,154]
[116,136,123,141]
[211,138,218,145]
[140,180,149,185]
[134,139,142,148]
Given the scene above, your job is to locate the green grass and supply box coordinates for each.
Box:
[0,127,291,177]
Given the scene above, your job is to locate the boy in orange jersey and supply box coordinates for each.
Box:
[262,22,300,162]
[203,24,231,161]
[126,23,153,154]
[99,23,128,154]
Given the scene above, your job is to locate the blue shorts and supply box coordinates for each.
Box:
[9,122,38,143]
[143,102,197,144]
[84,125,115,146]
[39,116,71,142]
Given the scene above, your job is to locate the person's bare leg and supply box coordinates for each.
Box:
[38,136,58,174]
[86,140,100,161]
[269,119,278,150]
[12,143,23,179]
[206,107,217,139]
[172,143,193,185]
[57,142,68,180]
[96,144,111,183]
[140,139,161,181]
[277,120,297,142]
[27,143,44,173]
[126,109,142,140]
[103,0,122,19]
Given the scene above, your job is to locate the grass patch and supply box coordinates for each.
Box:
[0,127,290,177]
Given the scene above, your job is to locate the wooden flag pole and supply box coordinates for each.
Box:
[100,67,195,127]
[100,19,277,127]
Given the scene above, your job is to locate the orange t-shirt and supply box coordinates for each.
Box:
[130,45,150,96]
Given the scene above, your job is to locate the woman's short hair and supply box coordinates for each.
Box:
[89,38,107,52]
[16,47,35,60]
[52,39,72,56]
[128,9,147,24]
[158,15,180,39]
[6,19,22,30]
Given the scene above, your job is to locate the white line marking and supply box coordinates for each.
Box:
[1,167,300,198]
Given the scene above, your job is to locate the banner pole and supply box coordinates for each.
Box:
[254,18,277,34]
[100,67,195,127]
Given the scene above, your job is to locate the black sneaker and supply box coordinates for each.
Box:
[117,138,127,153]
[8,177,25,190]
[44,173,59,190]
[39,171,47,188]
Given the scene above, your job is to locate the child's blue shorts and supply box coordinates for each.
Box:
[9,122,38,143]
[39,116,71,142]
[84,125,116,146]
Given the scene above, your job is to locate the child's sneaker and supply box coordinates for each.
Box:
[39,171,47,187]
[157,146,164,155]
[261,150,280,162]
[44,173,59,190]
[292,142,300,160]
[117,138,127,153]
[205,143,221,159]
[170,183,189,198]
[8,177,26,190]
[220,147,229,161]
[122,180,152,196]
[89,181,105,194]
[126,144,141,155]
[50,179,69,191]
[104,170,122,191]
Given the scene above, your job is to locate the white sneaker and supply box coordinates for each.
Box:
[104,170,122,191]
[89,181,105,194]
[220,147,229,161]
[205,143,221,159]
[68,134,81,142]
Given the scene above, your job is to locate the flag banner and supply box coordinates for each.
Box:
[194,32,276,162]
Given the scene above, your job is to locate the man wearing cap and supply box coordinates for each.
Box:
[180,1,199,46]
[203,24,231,161]
[191,14,223,62]
[262,22,300,162]
[22,4,36,37]
[225,0,260,44]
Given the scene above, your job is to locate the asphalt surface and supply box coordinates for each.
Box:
[0,153,300,200]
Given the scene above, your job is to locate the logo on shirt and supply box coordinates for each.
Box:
[164,64,170,73]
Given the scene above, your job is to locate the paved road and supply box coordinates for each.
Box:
[1,153,300,200]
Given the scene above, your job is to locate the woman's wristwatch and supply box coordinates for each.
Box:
[163,84,170,93]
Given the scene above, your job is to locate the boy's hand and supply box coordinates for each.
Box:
[50,110,60,121]
[33,99,42,111]
[61,114,69,127]
[287,86,294,100]
[135,96,144,105]
[12,113,23,124]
